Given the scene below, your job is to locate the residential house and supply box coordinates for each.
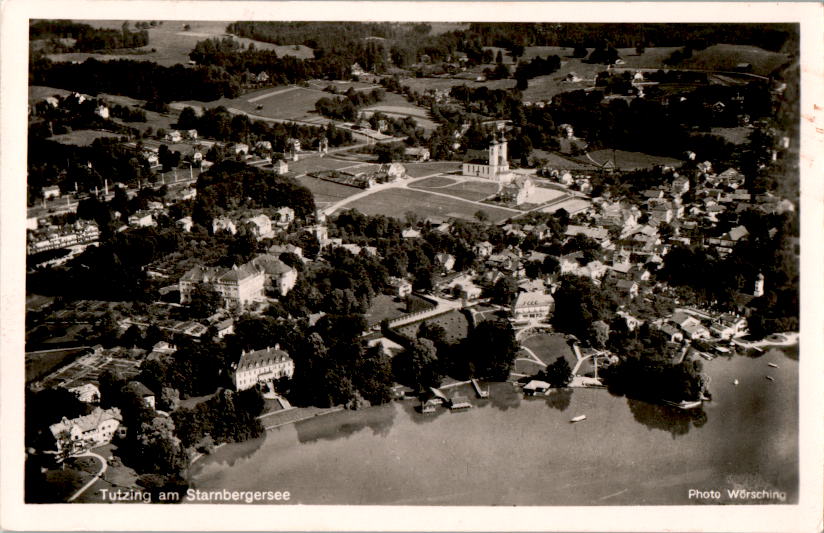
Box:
[250,254,298,296]
[179,263,265,310]
[717,167,746,189]
[616,310,643,332]
[710,314,748,340]
[128,211,155,228]
[273,207,295,229]
[212,216,237,235]
[67,383,101,403]
[94,105,110,119]
[215,318,235,339]
[559,252,607,280]
[615,279,639,298]
[670,311,711,340]
[512,291,555,321]
[232,143,250,156]
[672,176,690,196]
[268,243,303,259]
[42,185,61,200]
[404,147,430,161]
[564,225,611,247]
[499,176,536,205]
[474,241,494,258]
[402,228,421,239]
[165,130,183,143]
[435,253,456,272]
[657,323,684,343]
[123,381,156,409]
[388,277,413,298]
[49,407,122,456]
[381,162,407,181]
[234,345,294,391]
[177,216,194,232]
[245,214,274,240]
[273,159,289,176]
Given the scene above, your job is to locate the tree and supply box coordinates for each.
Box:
[462,319,519,380]
[491,276,519,307]
[543,356,573,388]
[393,338,441,392]
[187,284,222,318]
[474,209,490,223]
[353,344,393,405]
[592,320,610,348]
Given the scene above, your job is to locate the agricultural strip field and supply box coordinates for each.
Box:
[401,77,516,93]
[289,156,365,175]
[343,188,517,223]
[233,86,327,121]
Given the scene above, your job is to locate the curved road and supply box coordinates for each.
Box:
[67,450,107,502]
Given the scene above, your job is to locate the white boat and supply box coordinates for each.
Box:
[570,415,587,423]
[766,375,775,381]
[663,399,703,410]
[733,379,739,386]
[768,363,779,368]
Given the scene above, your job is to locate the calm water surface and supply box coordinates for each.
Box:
[189,348,798,505]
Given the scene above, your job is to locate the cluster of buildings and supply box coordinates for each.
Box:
[26,220,100,256]
[206,207,295,239]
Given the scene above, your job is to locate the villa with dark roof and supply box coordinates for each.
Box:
[233,345,295,391]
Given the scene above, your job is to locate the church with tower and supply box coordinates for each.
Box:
[462,135,514,184]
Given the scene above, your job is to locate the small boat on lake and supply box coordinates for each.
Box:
[766,375,775,382]
[663,399,703,410]
[570,415,587,423]
[733,379,739,386]
[768,363,779,368]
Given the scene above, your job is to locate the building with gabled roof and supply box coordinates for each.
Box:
[250,254,298,296]
[512,291,555,321]
[179,262,265,310]
[49,407,122,456]
[234,345,294,391]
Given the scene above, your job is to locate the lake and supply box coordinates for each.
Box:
[188,347,798,505]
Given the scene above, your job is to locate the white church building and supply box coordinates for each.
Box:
[462,136,513,184]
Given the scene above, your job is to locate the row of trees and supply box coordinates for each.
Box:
[314,88,385,121]
[30,20,149,52]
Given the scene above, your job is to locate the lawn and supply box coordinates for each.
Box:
[364,294,408,326]
[294,174,363,205]
[409,176,458,188]
[395,310,469,343]
[343,188,517,223]
[706,126,753,145]
[514,356,545,376]
[404,162,462,178]
[437,180,500,202]
[538,197,591,215]
[521,333,577,368]
[48,129,123,147]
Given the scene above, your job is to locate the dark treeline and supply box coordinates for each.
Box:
[176,105,353,149]
[193,160,316,225]
[30,56,241,103]
[465,23,796,52]
[314,88,385,121]
[30,20,149,52]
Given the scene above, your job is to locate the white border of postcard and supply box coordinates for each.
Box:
[2,2,822,532]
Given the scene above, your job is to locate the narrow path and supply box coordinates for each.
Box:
[519,346,547,367]
[67,450,107,502]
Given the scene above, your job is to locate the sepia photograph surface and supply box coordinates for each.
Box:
[1,1,822,531]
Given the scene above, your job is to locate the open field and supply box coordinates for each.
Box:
[581,149,684,170]
[232,86,326,121]
[26,348,87,383]
[290,156,363,174]
[294,174,364,205]
[49,21,312,67]
[29,85,72,102]
[433,180,500,202]
[344,188,516,223]
[48,129,123,146]
[533,150,598,170]
[521,333,577,368]
[404,162,462,178]
[707,126,753,145]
